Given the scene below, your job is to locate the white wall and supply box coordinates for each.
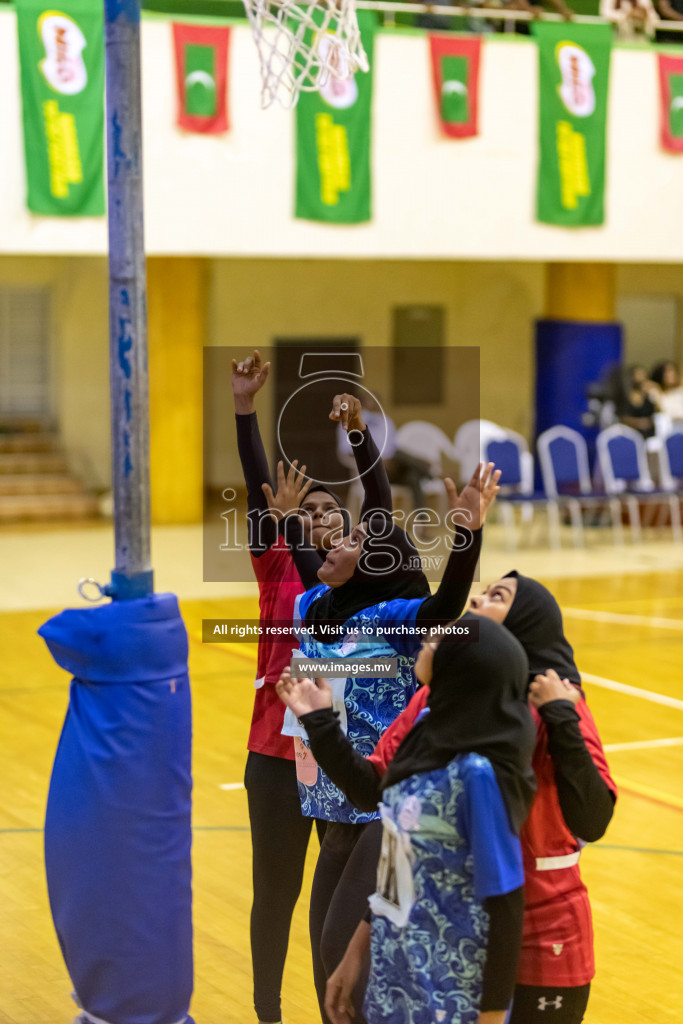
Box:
[2,11,683,261]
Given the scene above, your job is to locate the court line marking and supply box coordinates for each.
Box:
[0,825,251,834]
[219,782,245,791]
[592,843,683,856]
[582,672,683,712]
[611,773,683,812]
[563,607,683,631]
[604,736,683,753]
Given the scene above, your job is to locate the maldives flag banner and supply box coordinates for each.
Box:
[15,0,105,216]
[295,11,375,224]
[658,53,683,153]
[172,23,230,134]
[429,35,481,139]
[534,22,612,227]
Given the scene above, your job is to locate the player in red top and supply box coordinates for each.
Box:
[232,351,393,1024]
[277,572,616,1024]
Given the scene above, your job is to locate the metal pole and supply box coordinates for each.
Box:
[104,0,154,600]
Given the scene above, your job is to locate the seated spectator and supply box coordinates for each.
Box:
[655,0,683,43]
[601,0,657,39]
[650,361,683,421]
[337,394,434,511]
[613,365,658,438]
[514,0,574,35]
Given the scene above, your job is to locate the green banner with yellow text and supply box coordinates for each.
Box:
[534,21,611,227]
[295,12,374,224]
[16,0,105,216]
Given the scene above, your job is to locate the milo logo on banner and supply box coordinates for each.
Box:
[555,41,595,118]
[38,10,88,94]
[318,34,359,110]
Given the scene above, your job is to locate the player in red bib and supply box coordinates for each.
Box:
[277,572,615,1024]
[232,351,393,1024]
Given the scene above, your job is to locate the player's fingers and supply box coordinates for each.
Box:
[299,476,314,502]
[261,361,271,380]
[261,482,277,513]
[468,461,484,488]
[330,394,341,421]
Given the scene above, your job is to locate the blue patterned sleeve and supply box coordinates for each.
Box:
[298,585,331,623]
[374,598,427,658]
[461,758,524,902]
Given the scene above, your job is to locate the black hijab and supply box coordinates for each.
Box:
[381,614,537,834]
[302,484,351,534]
[303,513,430,642]
[503,571,581,686]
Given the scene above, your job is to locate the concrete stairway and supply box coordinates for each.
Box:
[0,421,100,522]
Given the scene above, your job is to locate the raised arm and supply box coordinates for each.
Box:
[329,393,392,517]
[416,463,500,624]
[529,671,616,842]
[261,460,326,589]
[232,350,277,556]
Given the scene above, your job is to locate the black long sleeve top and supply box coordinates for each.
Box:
[537,699,615,842]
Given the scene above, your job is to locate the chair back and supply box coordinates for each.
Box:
[395,421,454,475]
[596,424,654,494]
[486,438,523,488]
[537,426,592,498]
[658,429,683,489]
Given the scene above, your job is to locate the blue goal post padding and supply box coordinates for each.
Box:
[40,593,195,1024]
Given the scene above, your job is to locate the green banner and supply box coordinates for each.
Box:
[295,12,374,224]
[16,0,105,216]
[534,22,612,227]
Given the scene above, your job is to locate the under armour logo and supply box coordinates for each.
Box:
[538,996,564,1010]
[552,943,564,956]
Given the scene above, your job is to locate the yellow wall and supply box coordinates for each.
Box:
[206,259,545,487]
[3,256,683,507]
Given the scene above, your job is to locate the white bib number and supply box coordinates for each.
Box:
[368,805,416,928]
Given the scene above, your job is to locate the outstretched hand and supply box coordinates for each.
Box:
[231,349,270,413]
[444,462,501,531]
[329,393,365,433]
[529,669,581,709]
[276,667,333,718]
[261,459,313,521]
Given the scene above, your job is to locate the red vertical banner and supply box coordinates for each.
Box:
[428,35,482,140]
[658,53,683,154]
[172,23,230,134]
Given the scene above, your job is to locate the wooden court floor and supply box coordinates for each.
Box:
[1,570,683,1024]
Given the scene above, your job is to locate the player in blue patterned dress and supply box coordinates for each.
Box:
[322,616,536,1024]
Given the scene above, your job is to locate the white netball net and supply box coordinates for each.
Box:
[242,0,369,109]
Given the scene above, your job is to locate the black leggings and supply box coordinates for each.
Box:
[509,984,591,1024]
[309,819,383,1024]
[244,751,326,1023]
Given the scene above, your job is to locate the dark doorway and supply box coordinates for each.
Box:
[273,338,361,488]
